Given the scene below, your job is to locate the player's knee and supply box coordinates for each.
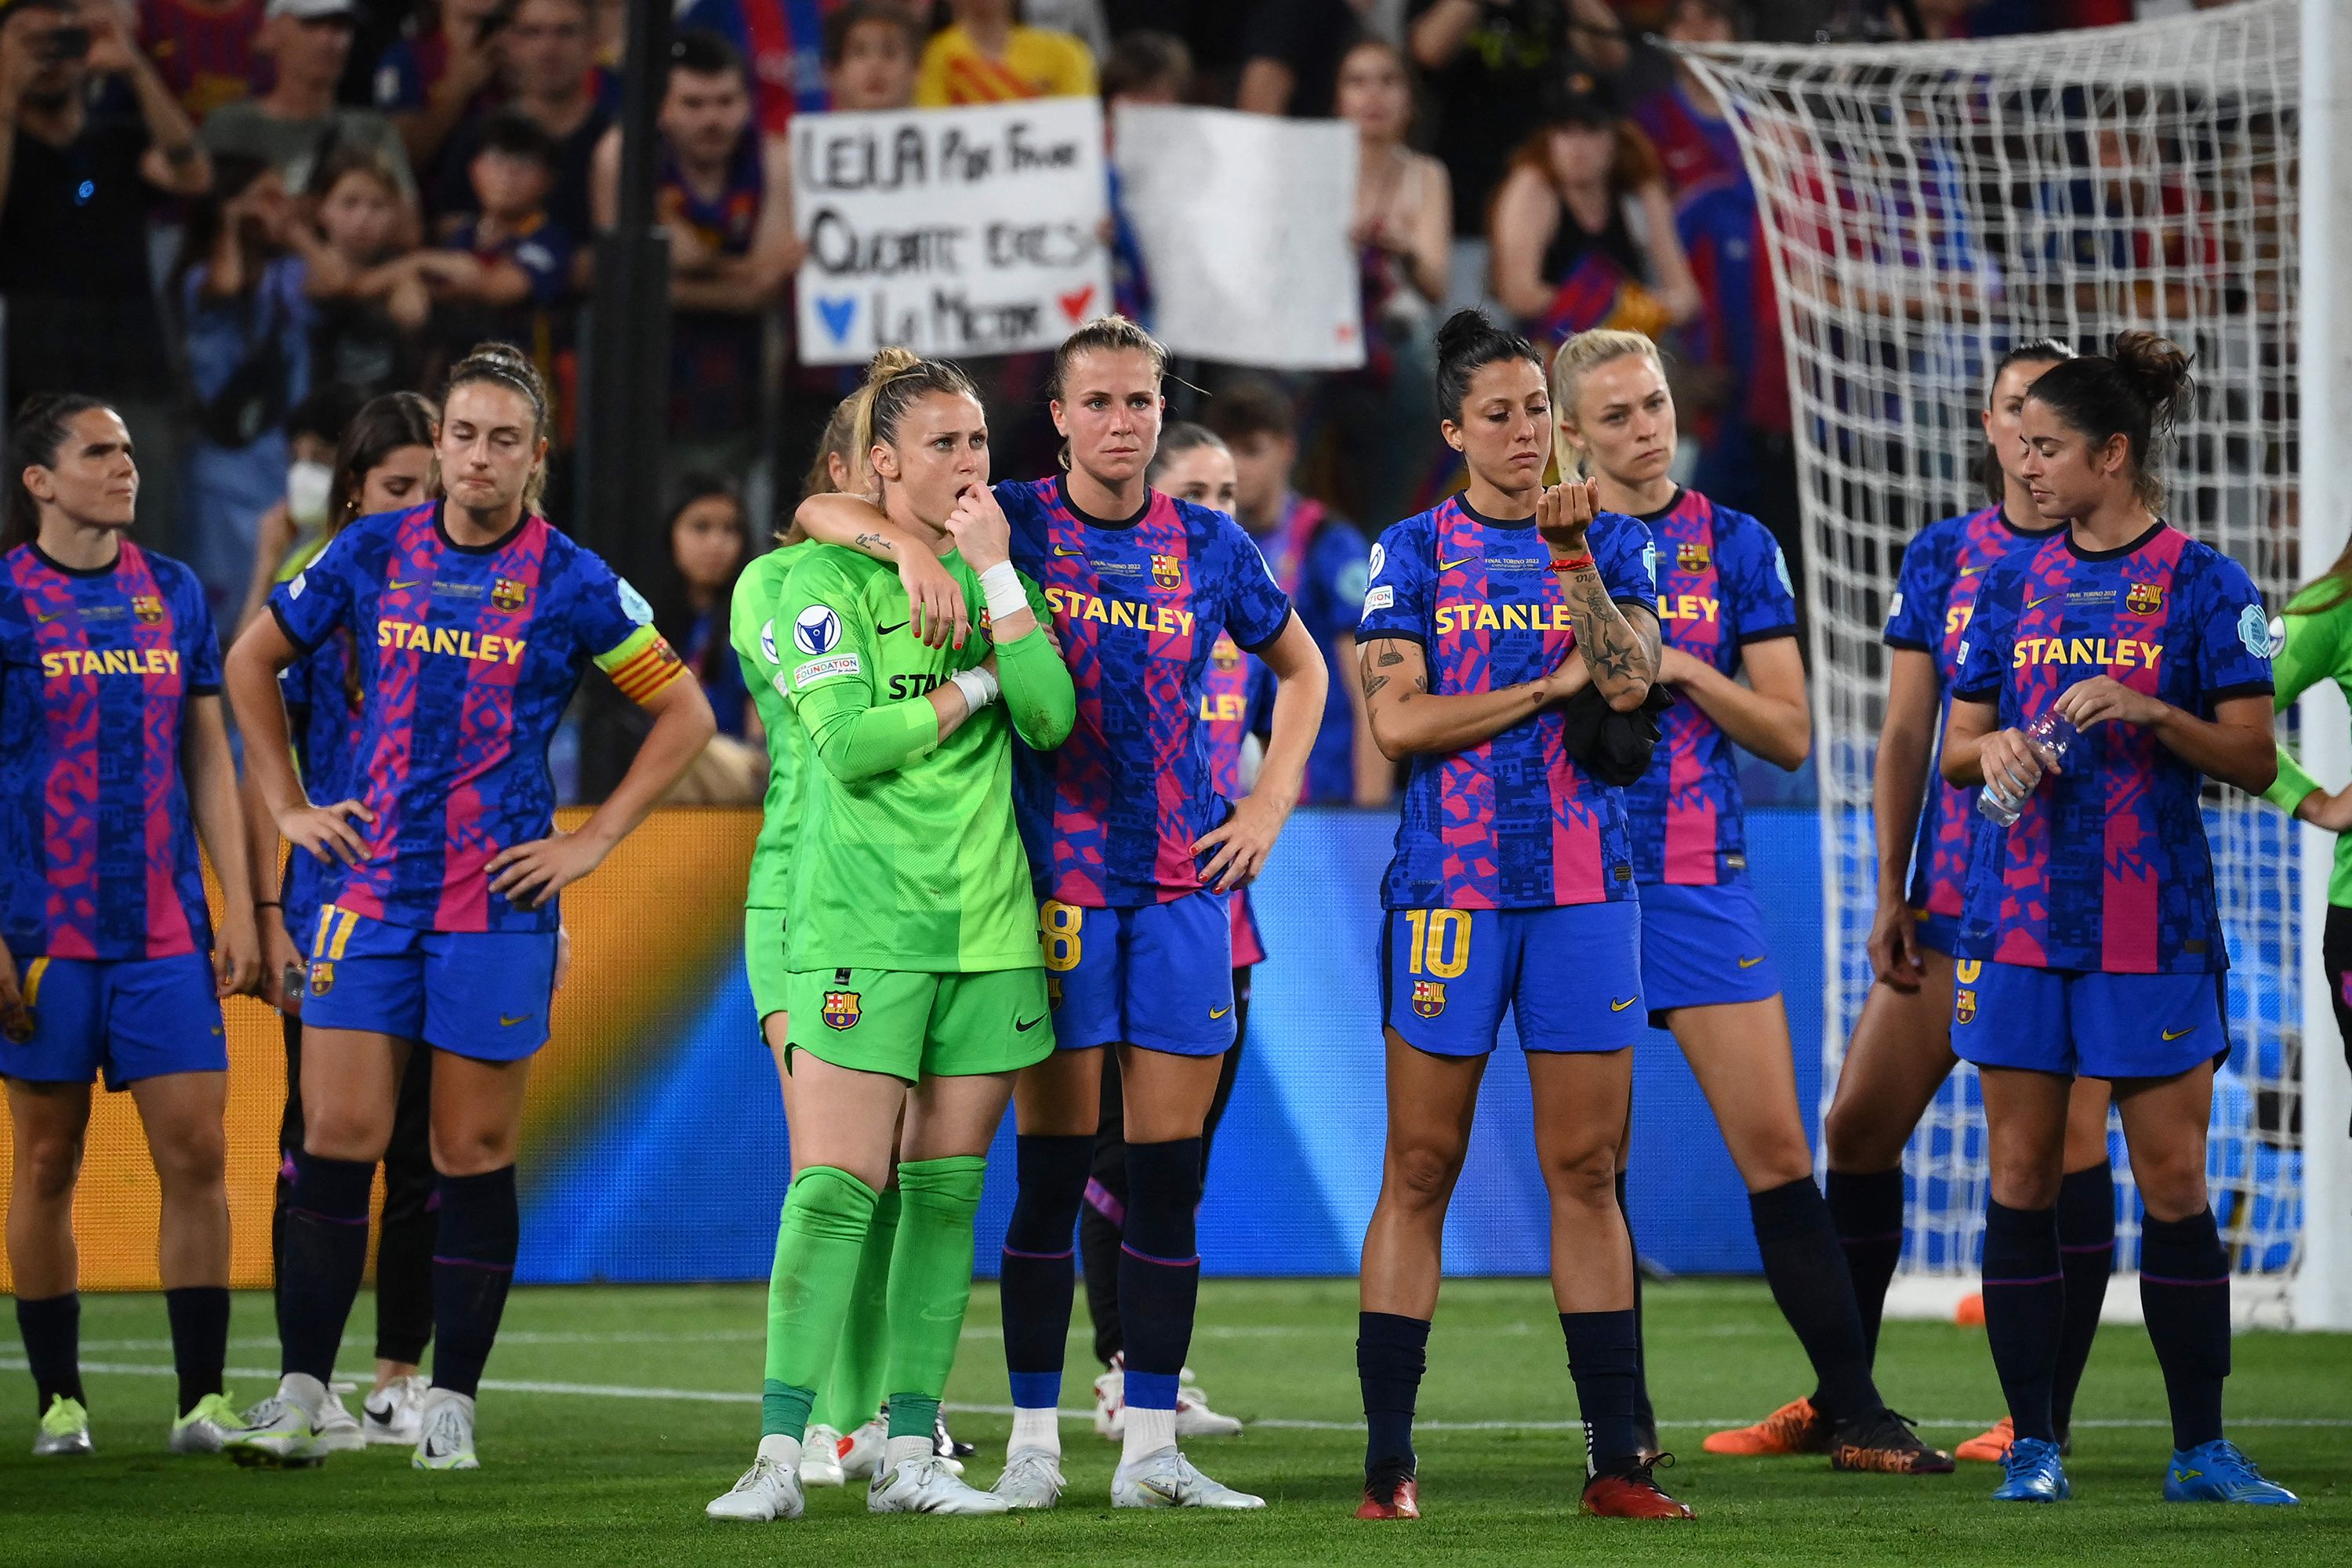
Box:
[430,1127,517,1177]
[2129,1153,2209,1223]
[151,1123,227,1192]
[304,1107,392,1164]
[1386,1140,1466,1207]
[1744,1130,1817,1191]
[1822,1094,1895,1171]
[15,1131,84,1203]
[1540,1144,1618,1211]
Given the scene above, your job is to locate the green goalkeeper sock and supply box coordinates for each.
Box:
[818,1184,899,1432]
[760,1165,879,1439]
[880,1156,988,1422]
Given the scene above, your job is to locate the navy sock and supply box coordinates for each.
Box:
[1826,1167,1906,1363]
[1982,1200,2063,1443]
[279,1153,376,1383]
[1617,1170,1656,1449]
[1000,1133,1093,1410]
[375,1054,439,1367]
[14,1293,82,1416]
[430,1167,518,1399]
[1356,1311,1429,1475]
[164,1287,230,1416]
[2052,1162,2114,1435]
[1751,1176,1881,1421]
[1560,1309,1642,1475]
[1118,1137,1203,1410]
[2138,1208,2230,1451]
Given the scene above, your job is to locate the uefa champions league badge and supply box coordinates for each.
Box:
[794,604,843,655]
[760,618,778,666]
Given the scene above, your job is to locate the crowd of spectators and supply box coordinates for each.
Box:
[0,0,2209,792]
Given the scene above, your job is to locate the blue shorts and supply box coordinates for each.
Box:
[1951,958,2230,1080]
[1915,909,1964,959]
[1636,880,1782,1024]
[1382,903,1646,1056]
[0,953,225,1090]
[303,905,557,1062]
[1040,892,1235,1057]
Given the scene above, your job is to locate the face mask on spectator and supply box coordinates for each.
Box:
[287,459,334,528]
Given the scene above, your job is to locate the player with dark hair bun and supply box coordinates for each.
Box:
[2,390,261,1459]
[217,343,715,1473]
[1941,331,2296,1507]
[1353,310,1683,1521]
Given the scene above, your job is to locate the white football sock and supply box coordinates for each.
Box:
[1122,1403,1177,1465]
[1010,1406,1061,1457]
[883,1433,933,1473]
[757,1432,802,1472]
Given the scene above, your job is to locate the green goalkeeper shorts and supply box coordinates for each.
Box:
[745,907,790,1028]
[784,965,1055,1081]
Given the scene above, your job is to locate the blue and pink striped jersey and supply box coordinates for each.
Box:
[268,502,685,933]
[1248,493,1370,804]
[0,541,220,960]
[1631,81,1744,198]
[1201,630,1274,967]
[140,0,267,122]
[1623,488,1797,885]
[1883,503,2064,918]
[1951,522,2272,973]
[1001,477,1294,908]
[1359,495,1659,910]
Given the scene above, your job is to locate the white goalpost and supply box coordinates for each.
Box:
[1683,0,2347,1329]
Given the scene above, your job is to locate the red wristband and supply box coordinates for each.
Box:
[1551,553,1596,573]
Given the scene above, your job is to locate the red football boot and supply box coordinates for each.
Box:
[1581,1459,1695,1520]
[1356,1464,1421,1520]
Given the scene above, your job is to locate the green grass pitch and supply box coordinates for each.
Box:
[2,1279,2343,1566]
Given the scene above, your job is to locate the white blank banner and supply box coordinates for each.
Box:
[1113,105,1364,371]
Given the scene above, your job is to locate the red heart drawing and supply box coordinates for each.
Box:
[1335,321,1357,342]
[1058,285,1096,323]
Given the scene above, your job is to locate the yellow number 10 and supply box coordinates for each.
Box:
[1403,909,1471,978]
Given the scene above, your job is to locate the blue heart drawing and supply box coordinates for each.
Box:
[816,296,856,343]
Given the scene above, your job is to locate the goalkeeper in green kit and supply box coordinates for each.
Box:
[706,349,1075,1523]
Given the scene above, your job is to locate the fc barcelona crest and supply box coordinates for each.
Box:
[1677,542,1711,573]
[130,593,164,625]
[822,989,862,1030]
[2125,582,2165,615]
[1212,637,1240,671]
[1151,554,1182,591]
[492,577,529,612]
[309,961,335,997]
[1412,979,1446,1018]
[1955,986,1976,1025]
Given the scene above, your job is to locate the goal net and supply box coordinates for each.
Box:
[1681,0,2307,1322]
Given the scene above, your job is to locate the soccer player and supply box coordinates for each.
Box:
[2,391,260,1456]
[1079,423,1261,1443]
[705,349,1074,1523]
[243,390,445,1452]
[218,343,716,1471]
[1353,310,1685,1522]
[1718,343,2122,1465]
[798,318,1327,1512]
[1549,327,1947,1474]
[1942,332,2295,1506]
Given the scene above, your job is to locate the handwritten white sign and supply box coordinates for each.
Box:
[789,98,1112,364]
[1112,105,1363,371]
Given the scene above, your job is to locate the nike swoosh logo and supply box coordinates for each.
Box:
[499,1013,535,1027]
[1611,996,1637,1012]
[1958,566,1980,578]
[1210,1005,1231,1020]
[1438,557,1476,572]
[1737,955,1766,969]
[1014,1014,1044,1033]
[2025,593,2060,609]
[877,620,909,635]
[31,609,62,624]
[1054,546,1086,556]
[388,579,422,592]
[2162,1025,2196,1040]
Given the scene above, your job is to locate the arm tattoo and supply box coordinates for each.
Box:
[1377,647,1405,667]
[1363,673,1391,700]
[853,531,893,556]
[1563,568,1648,691]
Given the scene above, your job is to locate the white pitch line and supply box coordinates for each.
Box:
[9,1360,2350,1432]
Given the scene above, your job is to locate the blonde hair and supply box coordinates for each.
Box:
[1548,328,1664,480]
[1047,315,1170,473]
[848,347,980,484]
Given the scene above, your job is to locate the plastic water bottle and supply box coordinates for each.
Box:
[1976,710,2078,827]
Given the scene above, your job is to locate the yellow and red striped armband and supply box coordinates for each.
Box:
[595,625,688,706]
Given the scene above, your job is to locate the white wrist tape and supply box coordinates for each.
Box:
[949,665,1000,712]
[978,561,1028,625]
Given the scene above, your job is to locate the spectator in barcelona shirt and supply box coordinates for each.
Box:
[1629,0,1743,201]
[415,107,574,369]
[198,0,416,207]
[139,0,269,122]
[913,0,1094,106]
[2,0,212,408]
[432,0,612,241]
[669,0,853,140]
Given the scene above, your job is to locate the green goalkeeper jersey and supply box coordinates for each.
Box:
[779,543,1074,972]
[2268,577,2352,908]
[731,542,813,911]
